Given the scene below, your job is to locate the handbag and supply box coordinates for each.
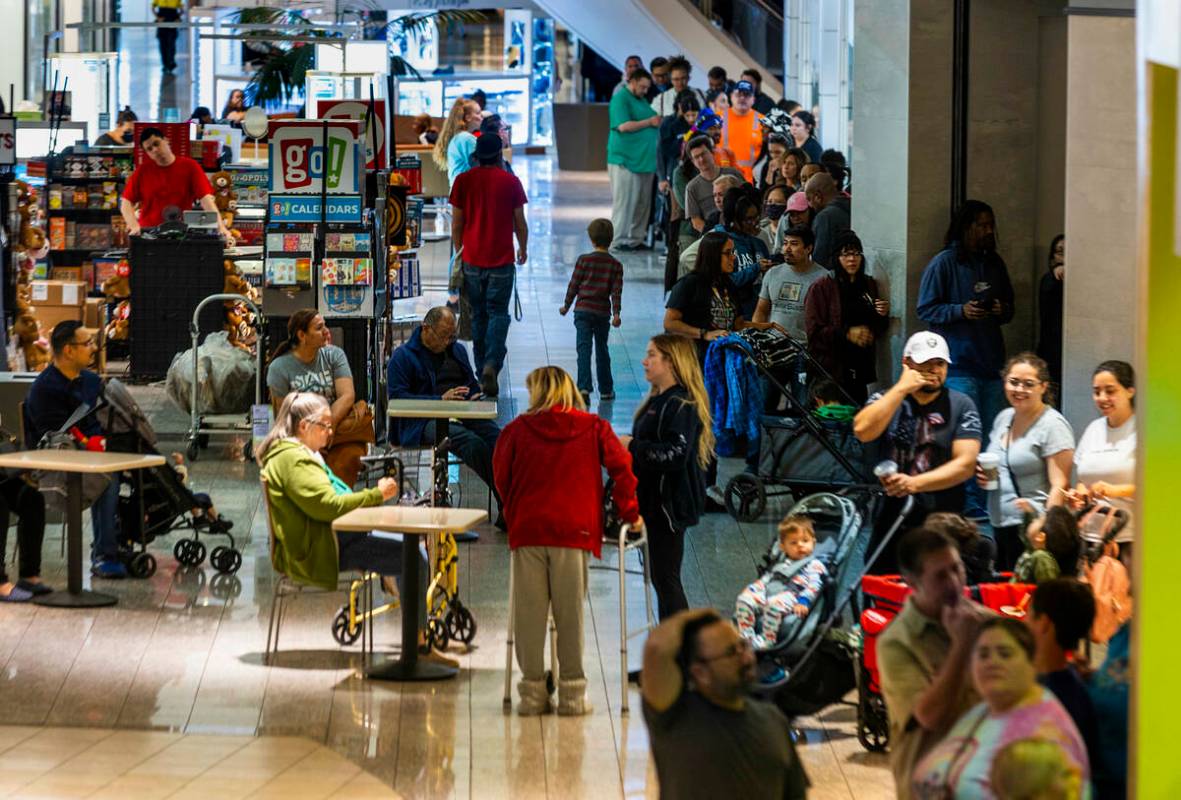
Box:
[323,401,376,487]
[33,401,114,512]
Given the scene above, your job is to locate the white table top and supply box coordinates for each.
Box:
[386,399,498,420]
[0,450,165,473]
[332,505,488,535]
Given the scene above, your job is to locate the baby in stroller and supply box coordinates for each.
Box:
[735,514,828,652]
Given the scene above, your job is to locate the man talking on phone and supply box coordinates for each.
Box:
[915,199,1013,521]
[386,306,503,526]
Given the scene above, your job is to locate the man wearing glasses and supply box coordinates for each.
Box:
[641,608,809,799]
[26,321,127,578]
[386,307,502,528]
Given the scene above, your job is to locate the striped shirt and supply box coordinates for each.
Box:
[564,251,624,317]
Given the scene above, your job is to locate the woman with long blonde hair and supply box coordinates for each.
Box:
[619,334,713,619]
[493,366,641,716]
[433,97,481,186]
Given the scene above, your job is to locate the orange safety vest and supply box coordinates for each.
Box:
[721,108,764,183]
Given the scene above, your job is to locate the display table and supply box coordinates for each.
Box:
[387,399,498,542]
[0,450,165,607]
[332,505,487,681]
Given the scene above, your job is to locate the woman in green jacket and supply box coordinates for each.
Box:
[258,392,401,590]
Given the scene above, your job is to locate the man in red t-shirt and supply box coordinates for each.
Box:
[449,133,528,397]
[120,127,227,238]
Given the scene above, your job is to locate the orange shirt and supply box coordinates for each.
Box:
[714,146,738,171]
[721,108,764,182]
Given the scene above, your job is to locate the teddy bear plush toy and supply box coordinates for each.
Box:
[10,311,51,372]
[102,259,131,299]
[106,301,130,341]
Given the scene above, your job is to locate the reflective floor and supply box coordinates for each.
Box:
[0,156,893,798]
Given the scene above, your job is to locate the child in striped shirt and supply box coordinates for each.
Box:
[560,219,624,402]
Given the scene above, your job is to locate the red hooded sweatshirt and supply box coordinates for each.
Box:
[493,407,640,558]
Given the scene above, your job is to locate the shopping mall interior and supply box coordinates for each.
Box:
[0,0,1175,797]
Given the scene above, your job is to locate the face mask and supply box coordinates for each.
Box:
[764,204,786,221]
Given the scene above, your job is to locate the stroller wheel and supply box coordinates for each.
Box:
[332,606,362,645]
[446,603,477,645]
[186,440,200,462]
[174,538,206,567]
[210,546,242,575]
[129,552,157,579]
[724,474,766,522]
[209,573,242,600]
[857,692,890,752]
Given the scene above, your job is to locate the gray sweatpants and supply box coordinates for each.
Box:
[608,164,654,247]
[512,546,588,683]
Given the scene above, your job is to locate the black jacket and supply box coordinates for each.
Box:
[629,385,706,530]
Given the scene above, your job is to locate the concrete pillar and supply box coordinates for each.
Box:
[817,0,841,151]
[1061,13,1136,427]
[782,0,802,103]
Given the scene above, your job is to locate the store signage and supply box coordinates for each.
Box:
[269,194,363,223]
[0,117,14,166]
[267,120,361,195]
[316,100,388,170]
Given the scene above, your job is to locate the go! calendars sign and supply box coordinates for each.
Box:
[267,119,362,195]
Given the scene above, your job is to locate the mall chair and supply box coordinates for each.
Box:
[260,475,375,668]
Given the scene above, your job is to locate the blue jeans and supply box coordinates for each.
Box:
[463,263,514,375]
[573,311,613,395]
[91,478,121,562]
[945,374,1006,520]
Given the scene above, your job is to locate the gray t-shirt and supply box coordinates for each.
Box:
[984,407,1075,527]
[684,167,744,223]
[758,261,828,340]
[266,345,352,403]
[643,690,808,800]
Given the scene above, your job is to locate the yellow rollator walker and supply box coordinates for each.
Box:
[329,451,406,646]
[423,435,477,651]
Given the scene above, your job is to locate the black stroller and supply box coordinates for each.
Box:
[713,333,869,522]
[31,379,240,578]
[746,488,914,720]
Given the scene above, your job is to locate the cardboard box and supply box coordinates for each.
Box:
[31,280,87,307]
[36,304,84,334]
[50,267,82,282]
[84,297,105,328]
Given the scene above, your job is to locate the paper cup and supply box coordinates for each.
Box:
[977,453,1000,491]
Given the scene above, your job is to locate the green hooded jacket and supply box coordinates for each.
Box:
[260,438,384,590]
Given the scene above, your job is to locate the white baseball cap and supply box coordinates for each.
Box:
[903,332,953,364]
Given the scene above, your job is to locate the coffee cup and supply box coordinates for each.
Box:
[977,453,1000,491]
[873,460,898,480]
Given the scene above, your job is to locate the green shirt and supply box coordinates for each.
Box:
[608,88,658,174]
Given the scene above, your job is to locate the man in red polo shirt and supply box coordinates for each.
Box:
[120,126,227,238]
[449,133,528,397]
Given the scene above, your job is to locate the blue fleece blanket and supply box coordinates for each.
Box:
[703,335,764,456]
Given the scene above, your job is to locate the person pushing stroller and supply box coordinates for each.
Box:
[735,514,827,651]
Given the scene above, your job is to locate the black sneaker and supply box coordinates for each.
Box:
[481,366,499,398]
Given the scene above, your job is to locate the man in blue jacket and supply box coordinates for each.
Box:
[387,307,501,516]
[916,200,1013,520]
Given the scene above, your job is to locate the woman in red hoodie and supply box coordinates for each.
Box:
[494,365,642,716]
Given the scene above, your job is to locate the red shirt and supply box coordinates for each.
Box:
[493,408,639,557]
[448,165,527,268]
[122,156,214,227]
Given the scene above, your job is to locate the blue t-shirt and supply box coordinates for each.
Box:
[447,131,476,187]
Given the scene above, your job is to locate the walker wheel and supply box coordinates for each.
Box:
[332,606,362,645]
[129,552,157,579]
[426,617,450,650]
[724,473,767,522]
[446,604,477,645]
[210,546,242,575]
[186,440,200,462]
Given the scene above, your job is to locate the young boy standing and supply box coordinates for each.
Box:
[560,219,624,401]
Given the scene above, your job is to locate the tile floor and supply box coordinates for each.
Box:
[0,156,893,798]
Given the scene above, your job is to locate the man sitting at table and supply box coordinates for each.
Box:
[387,307,504,528]
[25,321,126,579]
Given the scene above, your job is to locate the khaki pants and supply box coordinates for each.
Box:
[512,546,588,683]
[608,164,654,247]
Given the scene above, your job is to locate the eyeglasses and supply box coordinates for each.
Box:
[310,419,334,431]
[721,250,736,259]
[696,638,751,663]
[1006,377,1043,391]
[838,250,863,258]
